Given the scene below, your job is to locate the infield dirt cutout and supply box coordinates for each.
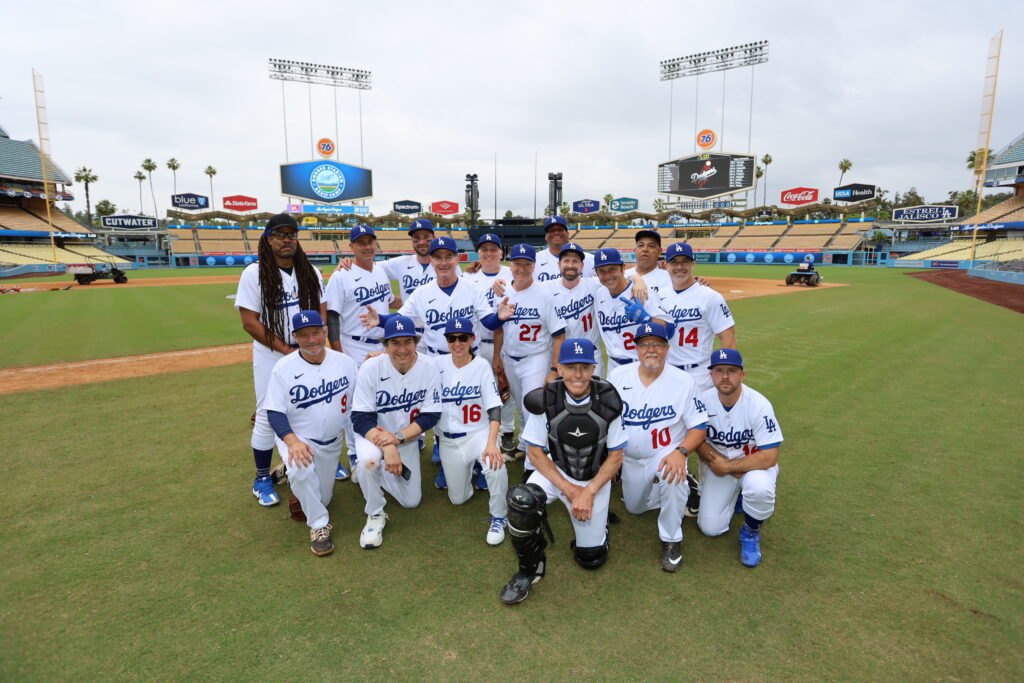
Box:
[0,274,843,394]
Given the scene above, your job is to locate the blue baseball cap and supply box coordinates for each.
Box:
[708,348,743,368]
[666,242,695,261]
[544,215,569,231]
[509,243,536,262]
[594,247,624,267]
[291,309,324,332]
[408,218,435,235]
[476,233,502,249]
[429,236,458,254]
[349,224,375,241]
[634,321,670,341]
[635,228,662,245]
[443,317,474,336]
[264,212,298,236]
[558,338,597,365]
[558,242,586,260]
[384,315,418,340]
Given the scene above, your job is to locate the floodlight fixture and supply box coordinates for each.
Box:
[660,41,769,80]
[268,58,372,89]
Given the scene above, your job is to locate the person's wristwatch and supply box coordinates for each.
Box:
[394,431,406,444]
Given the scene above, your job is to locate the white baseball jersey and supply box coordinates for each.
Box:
[624,266,673,296]
[381,253,436,299]
[660,282,734,368]
[324,263,394,339]
[535,248,596,282]
[263,349,357,442]
[501,280,566,358]
[234,262,325,351]
[608,364,708,462]
[397,278,494,353]
[461,265,513,343]
[352,353,442,433]
[701,383,783,460]
[546,277,602,347]
[595,280,668,362]
[435,355,502,435]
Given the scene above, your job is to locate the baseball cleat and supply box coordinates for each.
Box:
[335,463,350,481]
[660,541,683,572]
[270,461,288,486]
[739,525,762,567]
[684,474,701,517]
[252,475,280,507]
[473,462,488,491]
[500,432,516,453]
[500,570,543,605]
[288,495,306,522]
[431,443,441,464]
[435,467,447,490]
[359,513,388,549]
[310,524,334,556]
[486,517,507,546]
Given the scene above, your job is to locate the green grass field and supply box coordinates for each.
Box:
[2,265,1022,680]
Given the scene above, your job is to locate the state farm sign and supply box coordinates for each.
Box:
[780,187,818,205]
[431,200,460,215]
[224,195,258,211]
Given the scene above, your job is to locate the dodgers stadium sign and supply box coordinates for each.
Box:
[100,214,158,229]
[280,159,373,204]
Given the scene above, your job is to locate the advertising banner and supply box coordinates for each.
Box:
[610,197,639,211]
[721,251,820,264]
[280,160,373,204]
[100,214,158,229]
[833,183,876,201]
[223,195,258,211]
[171,193,210,210]
[657,152,755,199]
[780,187,818,205]
[892,205,959,222]
[393,200,422,215]
[430,200,460,215]
[299,205,370,215]
[573,199,599,213]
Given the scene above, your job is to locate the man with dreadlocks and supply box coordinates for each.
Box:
[235,213,326,507]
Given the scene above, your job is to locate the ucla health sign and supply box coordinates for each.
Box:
[172,193,209,210]
[280,160,373,204]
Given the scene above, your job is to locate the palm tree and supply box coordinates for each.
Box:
[760,154,773,206]
[558,201,570,216]
[141,158,158,217]
[205,166,217,202]
[602,193,614,212]
[966,148,994,171]
[133,171,146,213]
[838,158,852,185]
[754,166,764,206]
[74,167,98,226]
[166,158,181,194]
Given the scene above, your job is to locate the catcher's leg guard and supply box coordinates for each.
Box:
[507,483,548,576]
[572,538,609,570]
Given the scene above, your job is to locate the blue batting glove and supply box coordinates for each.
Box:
[618,296,652,323]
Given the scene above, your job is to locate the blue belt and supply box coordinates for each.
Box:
[347,334,382,345]
[480,339,494,344]
[675,362,704,370]
[311,437,338,446]
[427,346,451,356]
[442,431,467,439]
[289,343,300,349]
[506,354,524,361]
[610,357,635,365]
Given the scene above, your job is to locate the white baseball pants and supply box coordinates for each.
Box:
[251,345,287,450]
[503,350,551,467]
[621,454,689,543]
[354,435,423,516]
[526,466,610,548]
[438,429,509,517]
[278,437,342,531]
[697,463,778,536]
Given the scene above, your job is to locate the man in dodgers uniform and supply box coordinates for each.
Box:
[492,244,566,471]
[534,215,595,281]
[324,224,395,480]
[460,233,516,454]
[696,349,782,567]
[379,218,436,309]
[499,338,626,605]
[436,318,509,545]
[607,322,708,571]
[235,213,325,507]
[546,242,605,375]
[349,316,443,549]
[263,311,357,556]
[624,229,672,295]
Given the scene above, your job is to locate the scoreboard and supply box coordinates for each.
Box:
[658,152,756,200]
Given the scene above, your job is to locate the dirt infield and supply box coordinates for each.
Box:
[4,275,241,292]
[906,269,1024,314]
[1,275,840,394]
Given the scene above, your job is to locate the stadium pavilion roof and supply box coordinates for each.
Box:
[0,124,71,184]
[991,132,1024,166]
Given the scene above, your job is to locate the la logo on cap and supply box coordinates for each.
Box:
[454,320,462,328]
[600,252,607,260]
[396,321,404,330]
[645,324,651,333]
[301,314,309,323]
[574,342,583,354]
[519,246,526,253]
[719,350,728,359]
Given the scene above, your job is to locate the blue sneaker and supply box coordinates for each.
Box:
[252,475,279,507]
[431,442,441,464]
[435,466,447,490]
[739,525,762,567]
[335,463,350,481]
[734,494,744,514]
[473,462,488,490]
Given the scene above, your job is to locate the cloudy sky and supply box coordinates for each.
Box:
[3,0,1021,219]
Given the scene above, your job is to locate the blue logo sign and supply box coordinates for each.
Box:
[280,160,373,204]
[393,200,422,215]
[610,197,639,212]
[833,183,875,201]
[573,199,599,214]
[172,193,209,210]
[301,205,370,215]
[892,205,959,222]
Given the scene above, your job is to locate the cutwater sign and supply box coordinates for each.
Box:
[172,193,209,210]
[573,199,599,214]
[393,200,422,215]
[610,197,639,212]
[892,205,959,222]
[280,159,373,204]
[100,214,158,229]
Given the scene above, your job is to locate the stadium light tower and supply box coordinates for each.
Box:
[268,58,373,164]
[547,172,563,216]
[660,41,769,156]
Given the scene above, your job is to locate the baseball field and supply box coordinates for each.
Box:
[2,265,1022,680]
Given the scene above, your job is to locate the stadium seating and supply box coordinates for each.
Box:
[954,193,1024,226]
[727,235,780,250]
[60,244,130,263]
[0,206,52,231]
[774,234,832,250]
[0,242,120,265]
[603,237,637,250]
[740,224,787,236]
[897,242,968,260]
[828,234,864,250]
[0,245,52,264]
[572,237,608,249]
[840,221,871,234]
[376,231,410,252]
[788,224,841,236]
[713,225,740,237]
[199,239,249,253]
[686,237,731,250]
[23,207,88,233]
[448,230,469,240]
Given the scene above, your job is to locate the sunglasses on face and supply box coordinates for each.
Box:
[269,231,298,241]
[445,334,471,343]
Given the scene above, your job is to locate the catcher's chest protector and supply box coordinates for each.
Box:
[539,379,622,481]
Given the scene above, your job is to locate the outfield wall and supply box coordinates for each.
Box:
[967,266,1024,285]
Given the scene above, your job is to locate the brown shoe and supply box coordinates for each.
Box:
[310,524,334,556]
[289,495,306,522]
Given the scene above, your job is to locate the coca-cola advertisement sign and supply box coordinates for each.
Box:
[224,195,258,211]
[780,187,818,205]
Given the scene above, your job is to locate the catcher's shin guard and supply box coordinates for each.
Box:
[507,484,550,577]
[571,538,609,570]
